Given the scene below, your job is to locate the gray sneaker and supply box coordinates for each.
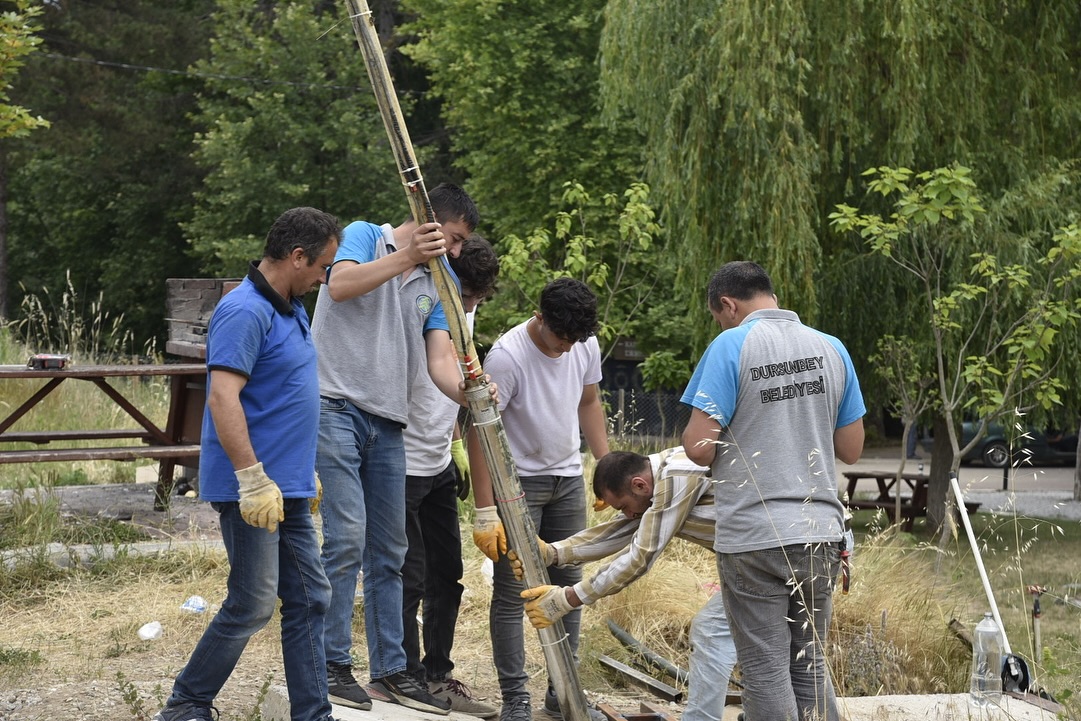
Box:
[429,678,499,719]
[543,686,605,721]
[369,671,451,715]
[152,703,218,721]
[499,696,533,721]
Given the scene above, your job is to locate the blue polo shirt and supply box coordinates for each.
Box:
[199,263,320,501]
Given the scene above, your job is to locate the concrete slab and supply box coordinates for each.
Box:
[263,687,1060,721]
[835,693,1060,721]
[262,685,491,721]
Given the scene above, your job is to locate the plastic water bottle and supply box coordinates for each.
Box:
[970,612,1002,707]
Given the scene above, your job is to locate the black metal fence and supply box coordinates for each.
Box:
[604,388,691,453]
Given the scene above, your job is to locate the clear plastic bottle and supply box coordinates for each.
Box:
[970,612,1003,707]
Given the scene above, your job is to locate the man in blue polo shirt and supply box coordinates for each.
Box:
[681,261,865,721]
[154,207,341,721]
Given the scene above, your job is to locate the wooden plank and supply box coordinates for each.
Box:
[0,430,153,444]
[0,445,200,464]
[598,655,683,702]
[0,363,205,380]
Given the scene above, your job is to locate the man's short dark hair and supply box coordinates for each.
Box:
[592,450,650,499]
[450,234,500,299]
[539,277,598,342]
[429,183,480,233]
[706,261,774,310]
[264,207,341,263]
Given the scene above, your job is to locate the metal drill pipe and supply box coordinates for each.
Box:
[343,4,591,720]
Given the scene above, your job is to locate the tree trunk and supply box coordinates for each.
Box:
[926,413,953,534]
[1074,419,1080,501]
[0,145,8,320]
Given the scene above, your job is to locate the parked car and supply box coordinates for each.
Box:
[960,421,1078,468]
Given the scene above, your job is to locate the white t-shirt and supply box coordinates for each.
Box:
[483,318,602,476]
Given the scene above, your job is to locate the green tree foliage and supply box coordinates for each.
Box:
[831,165,1081,528]
[184,0,406,275]
[0,0,48,140]
[399,0,644,247]
[599,0,1081,367]
[7,0,213,345]
[476,180,661,350]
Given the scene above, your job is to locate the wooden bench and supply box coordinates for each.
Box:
[842,470,981,531]
[0,363,205,509]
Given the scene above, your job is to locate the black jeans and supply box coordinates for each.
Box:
[402,462,465,681]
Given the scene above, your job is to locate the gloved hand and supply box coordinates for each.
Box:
[520,585,575,629]
[310,472,323,515]
[450,438,471,501]
[592,497,609,512]
[508,538,559,581]
[472,506,507,561]
[236,462,284,533]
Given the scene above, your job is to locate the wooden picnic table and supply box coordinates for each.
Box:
[842,469,981,531]
[0,363,206,509]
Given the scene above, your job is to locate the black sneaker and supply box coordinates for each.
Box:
[152,703,219,721]
[369,671,451,715]
[327,662,373,710]
[499,696,533,721]
[543,686,605,721]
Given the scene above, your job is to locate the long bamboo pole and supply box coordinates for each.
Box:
[342,4,591,720]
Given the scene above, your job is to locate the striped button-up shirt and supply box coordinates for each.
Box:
[553,447,716,605]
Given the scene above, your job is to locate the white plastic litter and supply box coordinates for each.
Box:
[137,621,163,640]
[180,595,208,613]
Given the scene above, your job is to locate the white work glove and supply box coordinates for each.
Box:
[310,472,323,515]
[508,537,560,581]
[472,506,507,561]
[520,585,575,629]
[235,462,284,533]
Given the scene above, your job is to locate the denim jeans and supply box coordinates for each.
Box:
[317,397,408,679]
[402,462,465,681]
[684,590,738,721]
[719,543,841,721]
[491,474,586,702]
[168,500,333,721]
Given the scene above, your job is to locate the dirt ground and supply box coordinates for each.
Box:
[0,481,681,721]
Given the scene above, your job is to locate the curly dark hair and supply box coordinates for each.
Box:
[592,450,650,499]
[449,234,500,299]
[539,277,598,342]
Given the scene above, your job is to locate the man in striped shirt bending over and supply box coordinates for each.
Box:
[517,447,736,721]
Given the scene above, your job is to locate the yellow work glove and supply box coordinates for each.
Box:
[450,438,471,500]
[508,538,559,581]
[592,497,609,512]
[236,462,284,533]
[472,506,507,561]
[310,472,323,515]
[521,585,575,630]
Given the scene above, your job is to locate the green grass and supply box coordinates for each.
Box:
[847,506,1081,708]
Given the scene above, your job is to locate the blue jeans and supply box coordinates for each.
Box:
[491,474,586,702]
[168,500,333,721]
[317,397,408,679]
[403,462,465,681]
[719,543,841,721]
[684,590,737,721]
